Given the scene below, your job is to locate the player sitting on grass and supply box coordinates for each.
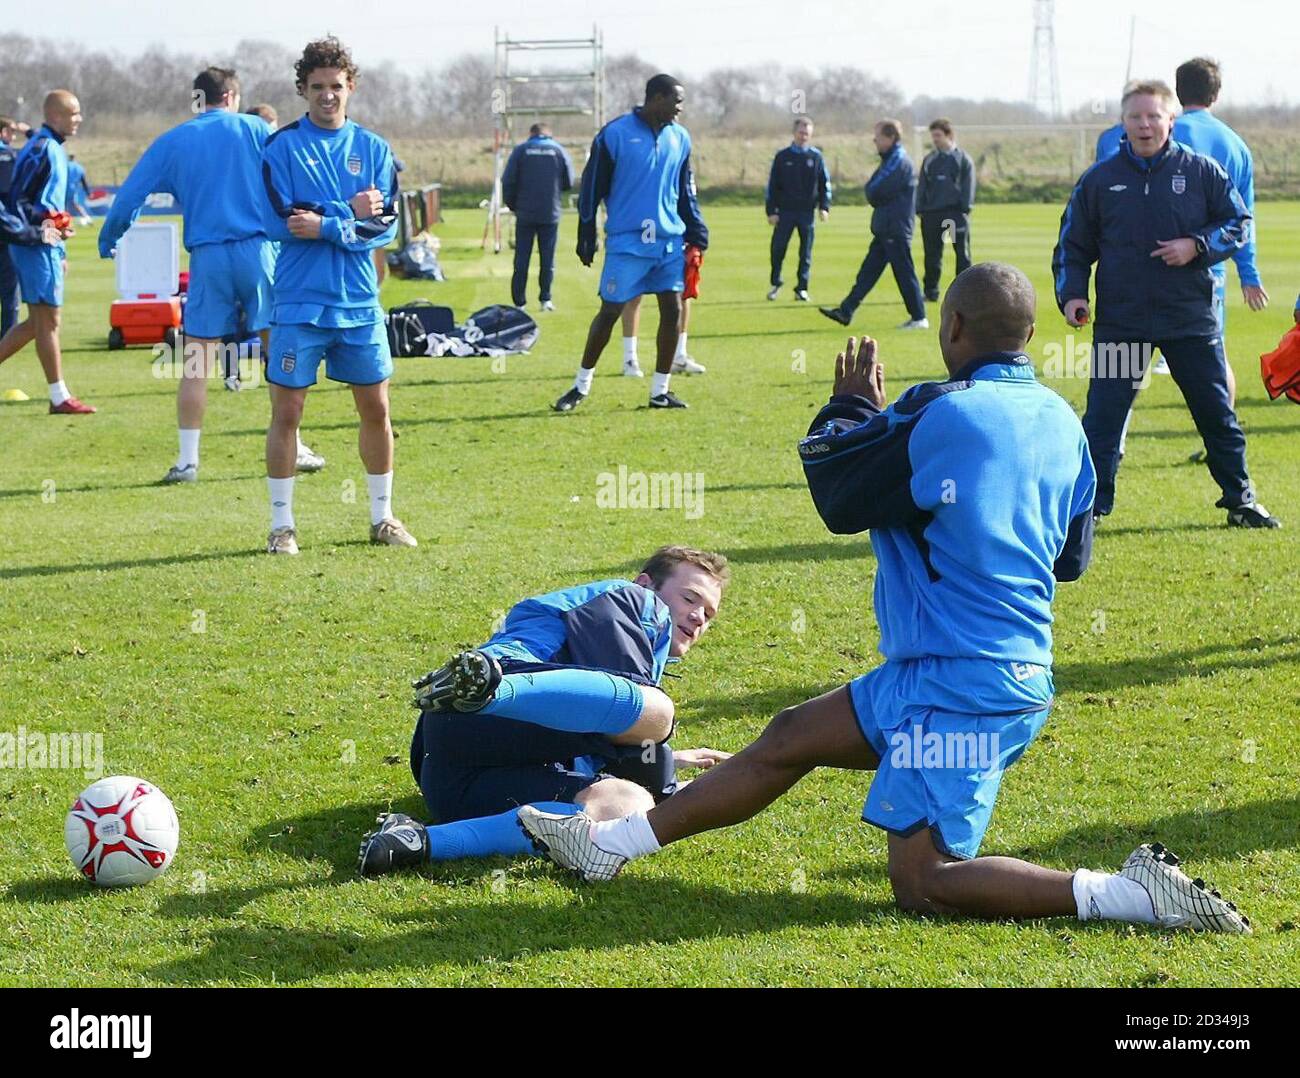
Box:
[358,546,732,876]
[520,263,1252,934]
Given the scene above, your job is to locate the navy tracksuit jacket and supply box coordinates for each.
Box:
[1053,138,1256,515]
[766,143,832,290]
[841,143,926,321]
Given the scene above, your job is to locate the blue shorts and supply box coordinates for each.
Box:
[185,237,276,338]
[849,658,1053,860]
[265,321,391,389]
[599,247,684,304]
[11,244,63,306]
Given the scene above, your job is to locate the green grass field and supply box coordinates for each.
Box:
[1,203,1297,987]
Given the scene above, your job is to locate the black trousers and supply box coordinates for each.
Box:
[1082,330,1253,516]
[770,209,816,290]
[919,210,972,299]
[511,220,559,306]
[841,234,926,322]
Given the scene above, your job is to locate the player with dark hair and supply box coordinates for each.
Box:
[358,546,731,875]
[916,118,975,302]
[100,66,324,482]
[523,263,1251,935]
[820,118,928,330]
[0,89,94,413]
[553,73,708,412]
[259,37,415,554]
[502,121,574,311]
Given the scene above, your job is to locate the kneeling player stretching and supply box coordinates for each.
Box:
[521,263,1251,934]
[358,546,731,875]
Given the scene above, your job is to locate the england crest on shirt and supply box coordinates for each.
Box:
[281,351,296,374]
[347,154,362,176]
[1171,174,1186,195]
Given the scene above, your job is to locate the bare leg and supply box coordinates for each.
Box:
[0,316,35,364]
[679,296,692,336]
[266,383,306,479]
[1226,361,1237,410]
[576,777,656,822]
[647,686,877,845]
[177,337,217,431]
[580,300,625,369]
[654,292,681,375]
[30,303,64,385]
[605,685,674,747]
[887,827,1076,919]
[621,293,642,339]
[351,380,393,475]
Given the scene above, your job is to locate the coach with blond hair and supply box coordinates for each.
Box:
[1052,80,1278,529]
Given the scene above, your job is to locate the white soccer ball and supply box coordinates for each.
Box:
[64,776,179,887]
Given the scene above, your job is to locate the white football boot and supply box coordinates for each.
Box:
[517,806,628,881]
[1119,842,1251,933]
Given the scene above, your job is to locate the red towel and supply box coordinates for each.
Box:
[1260,324,1300,402]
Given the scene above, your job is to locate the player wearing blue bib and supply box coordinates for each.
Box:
[0,90,95,414]
[553,74,708,413]
[520,264,1252,934]
[258,38,415,555]
[99,67,323,484]
[63,155,89,221]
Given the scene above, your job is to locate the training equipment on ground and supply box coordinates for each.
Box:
[107,222,181,350]
[64,776,179,886]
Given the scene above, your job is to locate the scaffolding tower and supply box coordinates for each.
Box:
[484,25,605,252]
[1028,0,1062,120]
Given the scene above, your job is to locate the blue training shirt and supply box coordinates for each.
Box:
[577,107,707,259]
[799,353,1096,670]
[259,113,399,326]
[99,109,270,256]
[481,579,673,687]
[1173,108,1260,286]
[1095,123,1124,161]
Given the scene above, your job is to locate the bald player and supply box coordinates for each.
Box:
[0,90,94,413]
[522,263,1253,935]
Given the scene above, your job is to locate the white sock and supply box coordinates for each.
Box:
[49,380,70,406]
[177,429,200,469]
[621,336,638,364]
[574,367,594,395]
[650,371,671,398]
[675,331,688,358]
[589,812,661,861]
[267,476,295,531]
[1072,869,1157,924]
[366,471,393,526]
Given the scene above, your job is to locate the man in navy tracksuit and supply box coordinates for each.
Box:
[821,119,927,330]
[765,117,831,301]
[1053,80,1279,528]
[501,122,575,310]
[916,118,975,302]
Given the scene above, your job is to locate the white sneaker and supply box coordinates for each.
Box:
[1119,842,1251,933]
[766,285,781,301]
[295,445,326,473]
[671,354,706,375]
[540,300,555,312]
[223,375,243,392]
[897,318,930,330]
[161,463,197,484]
[517,806,628,881]
[622,358,644,378]
[1152,355,1171,375]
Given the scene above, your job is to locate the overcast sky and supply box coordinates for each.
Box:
[7,0,1293,108]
